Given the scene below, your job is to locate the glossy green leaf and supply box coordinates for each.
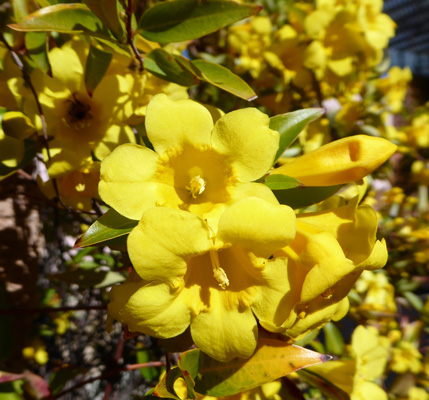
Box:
[144,49,199,87]
[75,208,138,248]
[8,4,114,41]
[85,45,113,95]
[139,0,261,44]
[270,108,325,162]
[83,0,125,40]
[323,322,344,356]
[192,59,257,101]
[263,174,302,190]
[274,184,343,209]
[179,339,329,397]
[25,32,50,73]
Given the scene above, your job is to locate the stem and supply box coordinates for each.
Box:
[126,0,144,71]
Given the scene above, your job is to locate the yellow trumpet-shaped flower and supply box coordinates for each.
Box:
[99,94,279,228]
[107,197,296,362]
[261,197,387,338]
[271,135,397,186]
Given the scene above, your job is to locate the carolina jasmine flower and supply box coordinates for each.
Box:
[9,39,139,161]
[261,197,388,338]
[107,197,296,362]
[99,94,279,228]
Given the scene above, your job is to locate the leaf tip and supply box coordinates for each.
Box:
[252,4,264,15]
[247,94,258,102]
[322,354,333,362]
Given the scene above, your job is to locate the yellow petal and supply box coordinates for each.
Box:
[2,111,36,140]
[217,197,296,258]
[108,281,192,338]
[145,94,213,155]
[272,135,397,186]
[127,207,212,283]
[307,360,356,394]
[191,290,258,362]
[93,123,136,160]
[211,108,279,181]
[99,143,173,220]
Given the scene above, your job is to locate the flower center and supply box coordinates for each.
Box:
[186,175,206,198]
[209,249,229,289]
[64,93,92,129]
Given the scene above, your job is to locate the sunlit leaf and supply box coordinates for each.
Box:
[85,45,113,96]
[75,208,138,248]
[192,59,257,101]
[263,174,302,190]
[139,0,261,43]
[270,108,325,162]
[274,184,343,209]
[144,49,199,87]
[8,4,114,41]
[25,32,50,73]
[178,339,329,397]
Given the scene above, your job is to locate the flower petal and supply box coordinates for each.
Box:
[211,108,279,181]
[93,123,136,161]
[108,280,191,338]
[271,135,397,186]
[145,94,213,155]
[191,289,258,362]
[128,207,212,284]
[217,197,296,258]
[99,143,175,220]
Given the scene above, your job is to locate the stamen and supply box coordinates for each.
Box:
[209,249,230,289]
[186,175,206,198]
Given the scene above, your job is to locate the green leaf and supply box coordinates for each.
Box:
[139,0,261,44]
[263,174,302,190]
[191,59,257,101]
[8,4,114,41]
[274,184,343,209]
[403,291,424,312]
[152,367,183,400]
[85,45,113,95]
[179,339,329,397]
[24,32,51,73]
[83,0,125,41]
[270,108,325,162]
[144,49,199,87]
[322,322,344,356]
[75,208,138,248]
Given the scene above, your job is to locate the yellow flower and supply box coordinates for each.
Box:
[99,94,279,227]
[107,198,296,362]
[405,113,429,148]
[408,387,429,400]
[375,67,412,113]
[271,135,397,186]
[355,270,397,313]
[10,39,138,161]
[37,153,100,211]
[391,341,423,374]
[228,17,273,78]
[22,341,49,365]
[308,325,389,400]
[262,197,388,339]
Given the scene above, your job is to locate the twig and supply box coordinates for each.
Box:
[126,0,144,71]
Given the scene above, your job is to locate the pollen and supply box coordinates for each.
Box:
[186,175,206,198]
